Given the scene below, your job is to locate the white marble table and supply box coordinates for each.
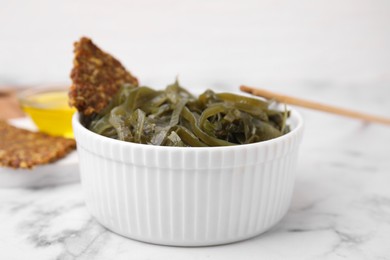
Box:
[1,83,389,260]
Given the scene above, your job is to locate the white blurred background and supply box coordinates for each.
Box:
[1,0,390,92]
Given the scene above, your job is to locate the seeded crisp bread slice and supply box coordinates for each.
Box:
[0,121,76,169]
[69,37,138,115]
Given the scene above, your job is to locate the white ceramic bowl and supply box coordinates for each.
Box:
[73,109,303,246]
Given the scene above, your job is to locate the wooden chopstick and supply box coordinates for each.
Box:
[240,85,390,125]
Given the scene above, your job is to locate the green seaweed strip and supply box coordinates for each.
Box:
[87,80,290,147]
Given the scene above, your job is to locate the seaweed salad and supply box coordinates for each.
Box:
[70,37,290,147]
[86,80,290,147]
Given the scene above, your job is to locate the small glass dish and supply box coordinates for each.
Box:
[18,86,76,138]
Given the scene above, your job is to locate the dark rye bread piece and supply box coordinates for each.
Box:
[0,121,76,169]
[69,37,138,115]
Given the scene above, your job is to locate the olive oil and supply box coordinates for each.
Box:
[21,90,76,138]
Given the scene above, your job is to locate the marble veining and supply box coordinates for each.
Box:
[1,82,390,259]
